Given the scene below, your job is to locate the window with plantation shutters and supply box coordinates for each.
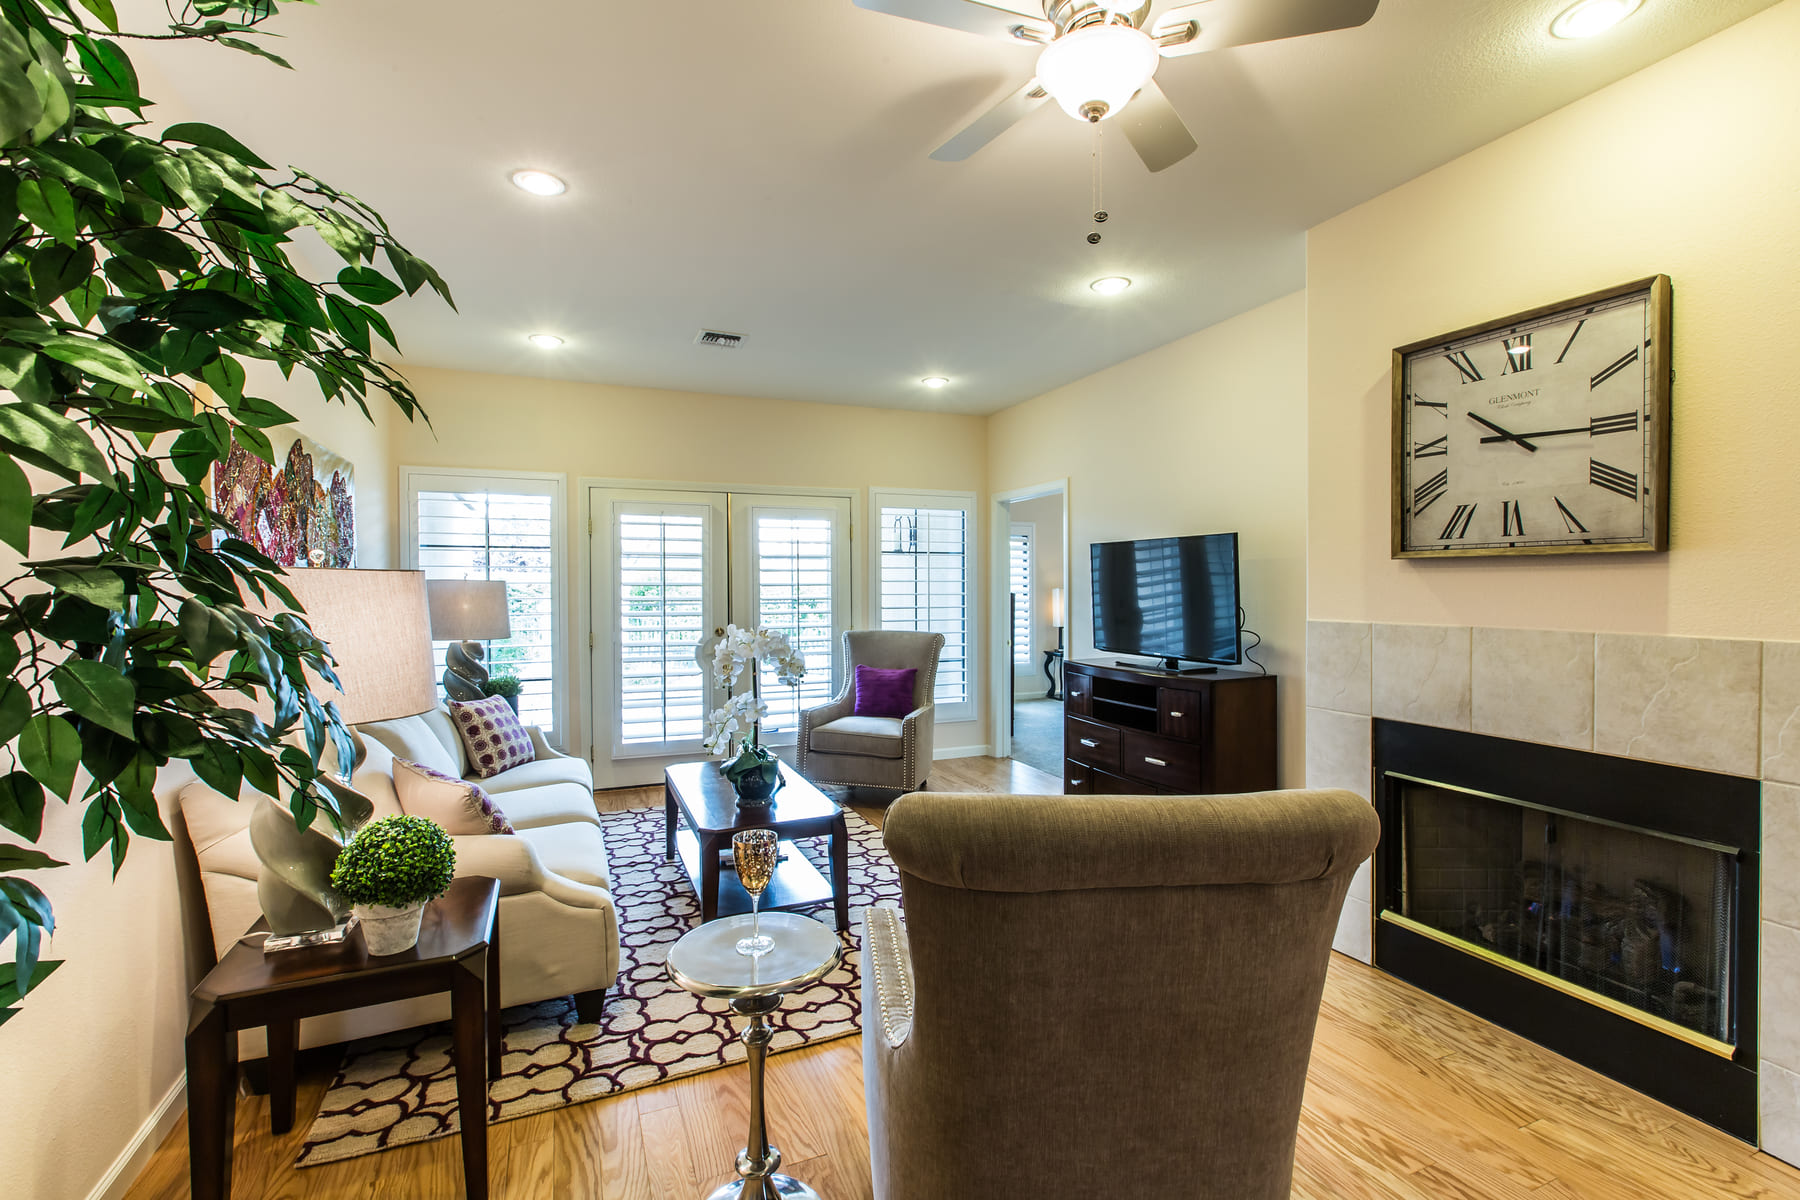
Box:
[872,490,976,723]
[403,470,566,740]
[1009,525,1033,666]
[616,508,710,748]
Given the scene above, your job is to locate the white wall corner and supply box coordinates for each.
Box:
[934,744,993,760]
[89,1077,186,1200]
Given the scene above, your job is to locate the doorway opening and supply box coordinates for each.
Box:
[993,483,1067,776]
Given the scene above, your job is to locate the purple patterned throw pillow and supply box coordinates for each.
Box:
[448,695,536,779]
[853,665,918,719]
[392,757,515,835]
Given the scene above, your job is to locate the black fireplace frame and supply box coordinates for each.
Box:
[1372,719,1760,1141]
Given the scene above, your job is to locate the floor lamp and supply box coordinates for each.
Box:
[427,578,512,702]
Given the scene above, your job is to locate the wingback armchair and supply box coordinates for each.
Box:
[797,630,944,794]
[862,789,1380,1200]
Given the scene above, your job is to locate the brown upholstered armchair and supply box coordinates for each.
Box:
[797,630,944,794]
[861,789,1380,1200]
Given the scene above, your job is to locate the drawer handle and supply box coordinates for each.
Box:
[1079,738,1099,748]
[1144,756,1167,767]
[1168,710,1184,718]
[1070,777,1085,787]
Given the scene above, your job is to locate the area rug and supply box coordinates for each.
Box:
[295,804,899,1166]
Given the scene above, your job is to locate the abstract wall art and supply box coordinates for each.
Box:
[212,431,356,568]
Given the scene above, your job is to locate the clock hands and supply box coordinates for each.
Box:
[1465,411,1538,452]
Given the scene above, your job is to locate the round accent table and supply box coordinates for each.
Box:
[667,912,843,1200]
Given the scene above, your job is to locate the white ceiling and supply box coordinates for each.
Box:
[132,0,1777,415]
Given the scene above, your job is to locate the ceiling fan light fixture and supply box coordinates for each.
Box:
[1090,276,1133,296]
[921,376,950,389]
[1035,23,1160,122]
[510,169,567,197]
[1549,0,1643,39]
[528,333,565,349]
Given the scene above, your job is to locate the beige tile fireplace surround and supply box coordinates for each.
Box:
[1306,620,1800,1162]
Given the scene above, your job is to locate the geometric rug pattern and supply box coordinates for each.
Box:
[295,804,898,1166]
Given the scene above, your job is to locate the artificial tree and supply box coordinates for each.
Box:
[0,0,452,1023]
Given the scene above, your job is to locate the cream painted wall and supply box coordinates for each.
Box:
[1009,492,1065,679]
[387,367,992,772]
[1307,0,1800,638]
[989,292,1309,785]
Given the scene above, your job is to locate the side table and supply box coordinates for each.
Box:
[186,876,502,1200]
[667,912,842,1200]
[1043,647,1064,699]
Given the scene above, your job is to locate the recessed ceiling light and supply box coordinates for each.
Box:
[510,169,567,196]
[528,333,564,349]
[1549,0,1643,39]
[921,377,949,389]
[1090,276,1133,296]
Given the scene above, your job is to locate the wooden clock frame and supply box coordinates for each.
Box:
[1389,275,1673,559]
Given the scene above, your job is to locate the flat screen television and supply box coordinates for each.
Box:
[1090,533,1241,671]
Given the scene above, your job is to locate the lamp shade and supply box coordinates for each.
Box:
[1051,587,1064,626]
[427,579,512,642]
[280,568,437,726]
[1035,23,1160,121]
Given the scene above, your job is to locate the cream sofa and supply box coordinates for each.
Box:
[180,710,618,1061]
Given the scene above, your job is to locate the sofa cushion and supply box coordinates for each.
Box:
[518,822,611,890]
[811,715,905,758]
[478,755,595,795]
[359,712,461,778]
[449,696,535,778]
[487,781,603,829]
[394,758,515,835]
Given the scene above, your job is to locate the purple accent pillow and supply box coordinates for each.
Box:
[448,695,535,778]
[853,665,918,719]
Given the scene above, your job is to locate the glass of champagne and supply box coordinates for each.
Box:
[733,828,779,958]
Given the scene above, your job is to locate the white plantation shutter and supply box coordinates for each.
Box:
[1009,526,1033,665]
[873,491,975,722]
[617,510,710,747]
[404,471,566,739]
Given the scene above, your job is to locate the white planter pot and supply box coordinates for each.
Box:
[355,901,425,955]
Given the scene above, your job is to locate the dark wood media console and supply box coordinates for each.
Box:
[1062,660,1277,795]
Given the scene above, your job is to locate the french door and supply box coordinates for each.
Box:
[590,487,852,787]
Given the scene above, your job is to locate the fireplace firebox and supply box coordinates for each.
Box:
[1372,720,1759,1140]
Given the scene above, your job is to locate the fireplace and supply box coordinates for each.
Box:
[1372,720,1759,1140]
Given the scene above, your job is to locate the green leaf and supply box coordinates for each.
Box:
[38,335,148,390]
[0,959,63,1014]
[115,752,167,840]
[0,453,30,553]
[26,142,123,203]
[51,659,136,738]
[240,744,280,799]
[0,772,46,840]
[29,241,95,304]
[190,740,242,798]
[200,355,245,401]
[169,427,215,484]
[232,423,273,464]
[162,122,272,170]
[66,275,106,326]
[0,846,65,872]
[102,254,162,296]
[0,21,47,146]
[18,714,80,800]
[0,402,109,481]
[0,681,32,748]
[337,265,401,305]
[109,227,197,274]
[324,293,369,355]
[227,395,294,428]
[74,0,121,33]
[37,565,126,610]
[17,177,77,245]
[215,37,291,70]
[178,597,238,668]
[75,36,136,102]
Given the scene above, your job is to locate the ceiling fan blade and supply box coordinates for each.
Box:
[1152,0,1379,58]
[930,78,1051,162]
[1119,78,1198,173]
[854,0,1055,41]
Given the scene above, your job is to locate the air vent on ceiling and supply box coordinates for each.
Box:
[695,329,744,349]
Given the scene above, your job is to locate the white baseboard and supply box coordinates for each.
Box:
[934,745,992,760]
[90,1077,186,1200]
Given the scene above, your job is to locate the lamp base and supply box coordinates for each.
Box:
[443,640,489,702]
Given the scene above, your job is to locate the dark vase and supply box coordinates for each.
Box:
[733,767,778,807]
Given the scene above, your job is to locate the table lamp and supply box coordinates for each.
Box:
[427,578,512,702]
[247,568,437,949]
[1051,587,1065,650]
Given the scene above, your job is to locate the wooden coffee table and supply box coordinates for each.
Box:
[664,759,850,931]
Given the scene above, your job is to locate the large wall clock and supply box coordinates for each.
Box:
[1391,275,1671,559]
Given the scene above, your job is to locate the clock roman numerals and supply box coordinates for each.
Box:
[1445,351,1484,384]
[1555,319,1586,364]
[1499,334,1532,374]
[1589,411,1639,436]
[1412,394,1447,416]
[1413,435,1448,459]
[1590,347,1639,389]
[1501,500,1525,537]
[1590,459,1639,500]
[1439,504,1477,540]
[1554,497,1589,534]
[1413,468,1449,515]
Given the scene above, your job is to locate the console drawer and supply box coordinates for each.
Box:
[1066,717,1120,771]
[1090,768,1153,795]
[1158,689,1200,741]
[1065,673,1093,716]
[1120,730,1200,791]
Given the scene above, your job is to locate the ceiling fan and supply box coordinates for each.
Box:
[856,0,1379,172]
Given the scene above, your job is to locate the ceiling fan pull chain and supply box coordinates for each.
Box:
[1088,121,1108,244]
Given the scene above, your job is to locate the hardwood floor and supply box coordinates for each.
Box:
[125,756,1800,1200]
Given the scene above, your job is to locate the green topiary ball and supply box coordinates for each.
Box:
[331,814,457,909]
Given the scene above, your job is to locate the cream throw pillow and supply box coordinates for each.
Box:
[392,757,515,835]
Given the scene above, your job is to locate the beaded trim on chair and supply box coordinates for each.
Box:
[864,904,913,1047]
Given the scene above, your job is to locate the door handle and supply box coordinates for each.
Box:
[1144,756,1167,767]
[1079,738,1098,748]
[715,627,724,637]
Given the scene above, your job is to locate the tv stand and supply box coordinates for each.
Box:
[1114,658,1218,675]
[1064,660,1275,796]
